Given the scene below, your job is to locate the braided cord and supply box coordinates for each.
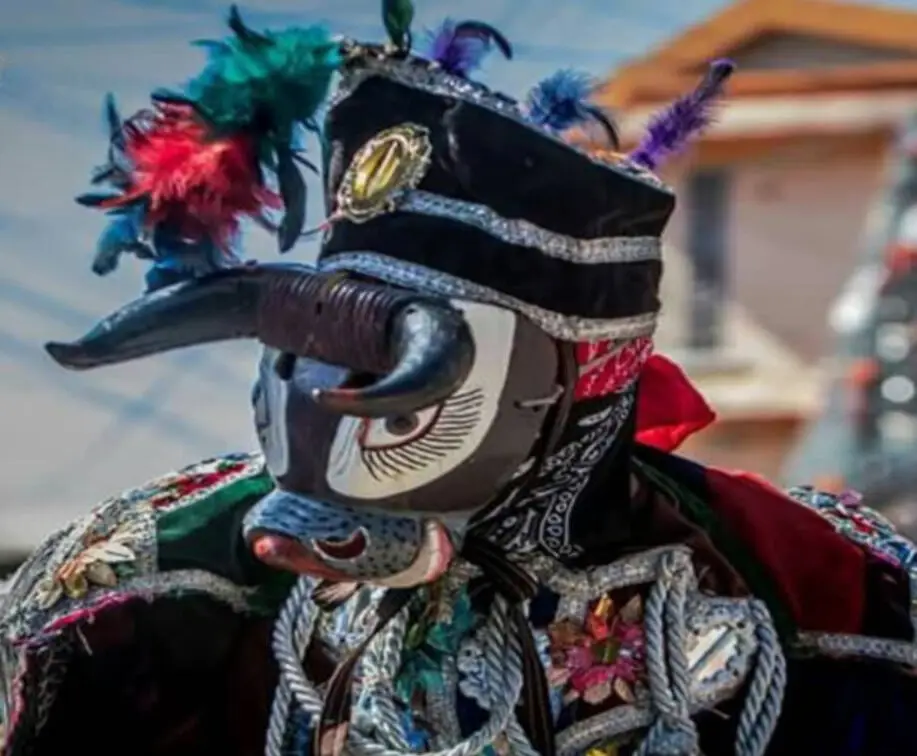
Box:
[734,600,786,756]
[635,552,699,756]
[632,552,786,756]
[267,582,532,756]
[267,550,787,756]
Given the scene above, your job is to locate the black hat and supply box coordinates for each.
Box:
[315,39,678,343]
[66,6,732,346]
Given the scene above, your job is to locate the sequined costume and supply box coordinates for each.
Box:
[4,6,917,756]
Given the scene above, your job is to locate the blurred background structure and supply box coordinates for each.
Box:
[597,0,917,502]
[8,0,917,559]
[783,110,917,532]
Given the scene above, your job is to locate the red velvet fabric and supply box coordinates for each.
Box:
[702,468,867,633]
[633,353,868,634]
[634,354,715,452]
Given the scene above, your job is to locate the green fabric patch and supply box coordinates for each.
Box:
[157,471,274,545]
[154,459,295,615]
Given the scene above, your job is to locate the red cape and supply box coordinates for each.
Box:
[635,355,868,634]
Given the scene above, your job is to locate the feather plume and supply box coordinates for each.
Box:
[629,59,735,171]
[422,19,512,77]
[526,69,618,146]
[383,0,415,52]
[184,6,341,142]
[98,104,280,250]
[87,94,132,189]
[159,6,340,251]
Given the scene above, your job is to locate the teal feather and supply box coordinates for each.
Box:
[382,0,415,51]
[186,5,341,144]
[171,5,341,252]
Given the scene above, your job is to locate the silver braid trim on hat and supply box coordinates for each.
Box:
[265,547,787,756]
[394,191,662,265]
[318,252,658,342]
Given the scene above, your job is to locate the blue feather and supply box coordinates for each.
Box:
[526,70,592,132]
[91,207,151,277]
[89,204,236,292]
[525,69,618,145]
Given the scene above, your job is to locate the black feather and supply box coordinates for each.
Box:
[89,165,119,186]
[292,151,319,174]
[454,21,513,60]
[103,93,124,153]
[276,148,306,253]
[75,192,121,208]
[227,5,269,46]
[581,104,620,149]
[150,88,197,109]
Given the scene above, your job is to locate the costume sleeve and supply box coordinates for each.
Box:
[769,655,917,754]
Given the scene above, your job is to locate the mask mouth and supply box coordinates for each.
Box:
[243,490,455,588]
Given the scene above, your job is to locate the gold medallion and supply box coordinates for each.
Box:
[336,123,433,223]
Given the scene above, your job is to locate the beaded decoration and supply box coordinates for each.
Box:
[786,487,917,573]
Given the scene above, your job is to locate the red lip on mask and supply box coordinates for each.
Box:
[250,532,353,581]
[248,523,455,587]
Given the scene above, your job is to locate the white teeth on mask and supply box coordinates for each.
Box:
[375,520,454,588]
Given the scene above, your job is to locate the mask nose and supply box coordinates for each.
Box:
[249,530,353,580]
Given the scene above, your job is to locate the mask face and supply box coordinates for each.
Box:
[245,299,561,585]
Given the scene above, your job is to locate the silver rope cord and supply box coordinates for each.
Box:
[266,548,787,756]
[267,582,531,756]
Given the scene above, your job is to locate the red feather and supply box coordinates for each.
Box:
[104,105,281,248]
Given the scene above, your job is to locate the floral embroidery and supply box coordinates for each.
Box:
[389,584,478,751]
[548,593,646,706]
[482,733,512,756]
[396,584,477,701]
[788,487,917,570]
[33,518,144,609]
[143,454,256,510]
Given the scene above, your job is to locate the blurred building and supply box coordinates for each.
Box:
[594,0,917,478]
[783,111,917,533]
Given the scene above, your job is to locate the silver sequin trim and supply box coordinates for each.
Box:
[395,191,661,264]
[319,252,658,342]
[330,55,671,194]
[794,631,917,666]
[528,546,695,597]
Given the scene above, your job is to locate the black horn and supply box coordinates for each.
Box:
[44,264,475,417]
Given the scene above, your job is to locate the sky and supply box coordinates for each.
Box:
[2,0,917,551]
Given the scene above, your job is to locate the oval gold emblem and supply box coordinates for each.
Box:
[336,124,433,223]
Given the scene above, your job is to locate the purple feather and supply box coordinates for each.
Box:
[422,18,512,78]
[629,59,736,171]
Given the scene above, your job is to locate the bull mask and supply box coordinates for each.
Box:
[46,264,562,586]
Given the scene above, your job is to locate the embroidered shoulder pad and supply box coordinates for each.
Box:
[0,451,270,645]
[786,486,917,666]
[785,486,917,573]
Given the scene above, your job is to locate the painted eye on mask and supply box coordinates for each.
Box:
[358,389,484,460]
[358,406,440,449]
[326,302,515,500]
[328,389,487,496]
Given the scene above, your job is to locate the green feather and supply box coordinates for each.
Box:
[186,6,341,142]
[382,0,415,51]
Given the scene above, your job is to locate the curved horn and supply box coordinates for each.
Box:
[44,267,261,369]
[44,264,475,416]
[311,301,474,417]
